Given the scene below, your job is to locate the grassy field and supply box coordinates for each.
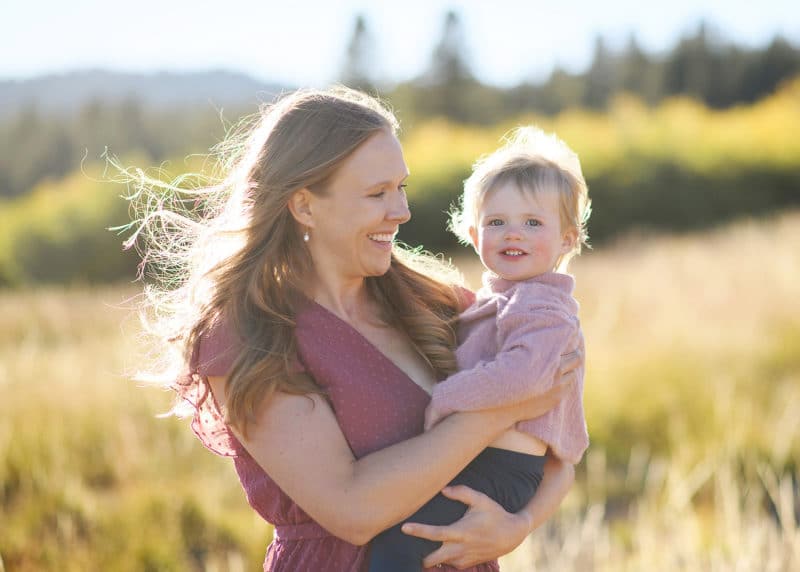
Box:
[1,211,799,571]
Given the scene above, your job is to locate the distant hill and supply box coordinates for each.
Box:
[0,69,290,118]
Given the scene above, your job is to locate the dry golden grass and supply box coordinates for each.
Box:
[0,287,270,571]
[1,211,798,571]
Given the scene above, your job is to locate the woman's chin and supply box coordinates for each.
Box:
[370,263,392,277]
[364,257,392,277]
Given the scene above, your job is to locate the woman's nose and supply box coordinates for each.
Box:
[387,190,411,223]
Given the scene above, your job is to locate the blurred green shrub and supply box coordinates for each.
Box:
[0,167,139,287]
[0,80,798,286]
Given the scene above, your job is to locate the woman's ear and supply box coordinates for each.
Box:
[287,188,315,228]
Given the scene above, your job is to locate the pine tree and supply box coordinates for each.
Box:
[340,14,376,92]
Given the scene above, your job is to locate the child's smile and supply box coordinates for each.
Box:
[470,182,576,281]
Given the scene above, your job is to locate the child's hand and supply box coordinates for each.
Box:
[423,404,446,431]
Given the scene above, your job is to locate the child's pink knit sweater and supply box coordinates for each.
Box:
[429,271,589,465]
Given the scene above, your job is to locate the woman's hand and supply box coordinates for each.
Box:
[401,485,530,569]
[508,348,582,424]
[496,348,580,428]
[401,452,576,569]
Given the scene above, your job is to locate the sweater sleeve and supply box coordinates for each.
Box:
[429,290,576,421]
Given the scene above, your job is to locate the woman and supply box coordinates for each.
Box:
[130,87,578,571]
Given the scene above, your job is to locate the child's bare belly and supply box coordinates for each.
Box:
[490,429,548,455]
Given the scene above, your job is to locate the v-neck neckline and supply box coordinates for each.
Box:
[305,298,433,398]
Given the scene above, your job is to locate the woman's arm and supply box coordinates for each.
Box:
[207,375,570,546]
[400,345,582,567]
[426,305,576,429]
[518,452,575,531]
[401,451,575,569]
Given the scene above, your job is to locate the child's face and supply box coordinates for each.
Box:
[469,183,576,281]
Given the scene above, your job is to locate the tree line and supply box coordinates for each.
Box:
[2,77,798,286]
[1,11,798,200]
[344,12,800,122]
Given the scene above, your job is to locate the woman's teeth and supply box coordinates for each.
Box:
[368,233,394,243]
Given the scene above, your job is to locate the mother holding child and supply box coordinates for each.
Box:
[133,86,590,571]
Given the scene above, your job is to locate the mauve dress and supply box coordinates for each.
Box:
[180,294,500,572]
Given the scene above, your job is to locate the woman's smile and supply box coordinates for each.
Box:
[367,231,397,251]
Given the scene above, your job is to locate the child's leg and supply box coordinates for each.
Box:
[367,486,470,571]
[367,447,545,572]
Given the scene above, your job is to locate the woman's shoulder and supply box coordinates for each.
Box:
[194,316,242,377]
[178,317,247,457]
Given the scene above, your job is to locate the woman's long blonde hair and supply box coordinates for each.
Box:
[124,87,463,436]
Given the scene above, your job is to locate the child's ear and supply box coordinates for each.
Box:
[287,188,316,228]
[468,226,479,251]
[560,228,578,254]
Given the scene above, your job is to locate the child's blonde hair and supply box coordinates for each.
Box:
[449,126,591,270]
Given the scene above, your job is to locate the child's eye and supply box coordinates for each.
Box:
[526,219,542,227]
[487,219,504,226]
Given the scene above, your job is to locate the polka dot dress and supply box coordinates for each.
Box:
[179,295,498,572]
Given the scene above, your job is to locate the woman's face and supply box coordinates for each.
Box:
[306,129,411,282]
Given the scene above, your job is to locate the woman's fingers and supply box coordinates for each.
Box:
[408,483,530,569]
[515,376,574,420]
[421,543,460,568]
[440,485,491,507]
[401,522,458,543]
[559,349,582,376]
[557,370,577,390]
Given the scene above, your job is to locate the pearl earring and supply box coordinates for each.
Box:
[303,229,310,242]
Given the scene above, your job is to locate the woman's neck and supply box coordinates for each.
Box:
[308,273,373,324]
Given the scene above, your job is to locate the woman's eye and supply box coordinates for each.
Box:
[370,191,386,198]
[398,184,408,193]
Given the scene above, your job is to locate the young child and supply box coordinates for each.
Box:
[368,126,591,571]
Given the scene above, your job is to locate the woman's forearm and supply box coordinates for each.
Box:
[234,391,511,546]
[517,453,575,532]
[345,385,571,541]
[345,409,508,541]
[223,378,570,546]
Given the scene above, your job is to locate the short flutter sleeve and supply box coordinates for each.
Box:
[173,319,245,458]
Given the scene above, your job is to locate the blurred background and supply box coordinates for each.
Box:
[1,1,798,570]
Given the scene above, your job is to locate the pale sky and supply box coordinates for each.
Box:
[3,0,798,86]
